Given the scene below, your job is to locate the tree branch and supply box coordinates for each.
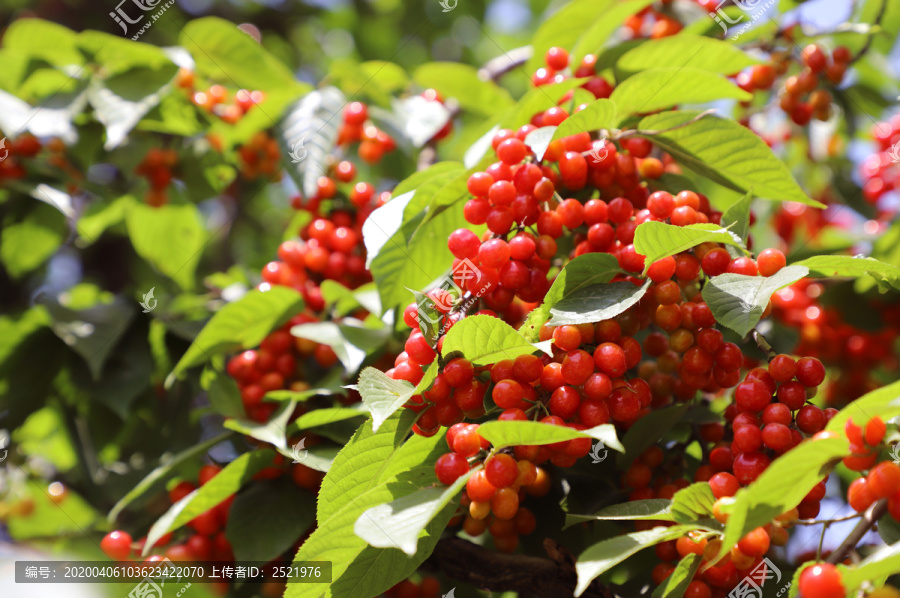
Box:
[478,46,534,82]
[826,498,888,564]
[850,0,887,65]
[424,537,613,598]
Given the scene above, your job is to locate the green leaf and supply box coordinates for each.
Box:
[354,470,472,555]
[520,253,622,340]
[570,0,656,67]
[178,17,303,92]
[465,124,501,168]
[618,403,690,468]
[201,367,246,419]
[575,526,695,596]
[617,34,762,76]
[717,437,848,561]
[825,380,900,434]
[651,554,703,598]
[369,194,471,313]
[477,420,623,452]
[41,290,135,380]
[317,411,417,524]
[547,280,651,326]
[721,191,754,242]
[793,255,900,290]
[226,477,316,563]
[280,87,345,199]
[108,431,235,523]
[144,449,275,554]
[441,315,548,365]
[504,78,589,128]
[3,19,82,68]
[168,287,304,382]
[633,222,747,272]
[290,423,448,598]
[552,98,617,140]
[77,195,135,244]
[671,483,716,523]
[357,367,417,433]
[288,407,368,433]
[413,63,513,116]
[125,203,207,290]
[611,68,751,122]
[566,500,674,528]
[701,266,809,337]
[1,204,67,278]
[637,111,821,207]
[87,66,174,150]
[291,321,388,374]
[526,0,615,75]
[224,401,296,451]
[842,541,900,594]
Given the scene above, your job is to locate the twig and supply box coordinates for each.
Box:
[617,109,717,138]
[795,512,863,526]
[478,46,534,82]
[751,329,777,360]
[826,498,888,564]
[850,0,887,65]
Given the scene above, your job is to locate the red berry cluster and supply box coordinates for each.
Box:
[336,101,397,164]
[175,69,266,124]
[135,147,179,207]
[238,131,281,180]
[861,115,900,207]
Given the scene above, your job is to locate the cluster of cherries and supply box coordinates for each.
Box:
[237,131,282,180]
[861,116,900,207]
[101,453,325,598]
[176,68,266,125]
[771,278,900,404]
[336,101,398,164]
[0,134,77,191]
[135,147,179,207]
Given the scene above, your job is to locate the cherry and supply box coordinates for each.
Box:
[798,563,845,598]
[796,357,826,387]
[466,470,498,502]
[593,343,627,378]
[545,47,569,71]
[444,358,474,388]
[101,531,133,560]
[737,527,770,557]
[435,453,470,485]
[868,462,900,499]
[757,248,786,276]
[485,454,519,488]
[709,472,739,499]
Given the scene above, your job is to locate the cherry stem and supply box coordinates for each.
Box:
[794,512,863,526]
[850,0,887,65]
[751,329,777,360]
[826,498,888,564]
